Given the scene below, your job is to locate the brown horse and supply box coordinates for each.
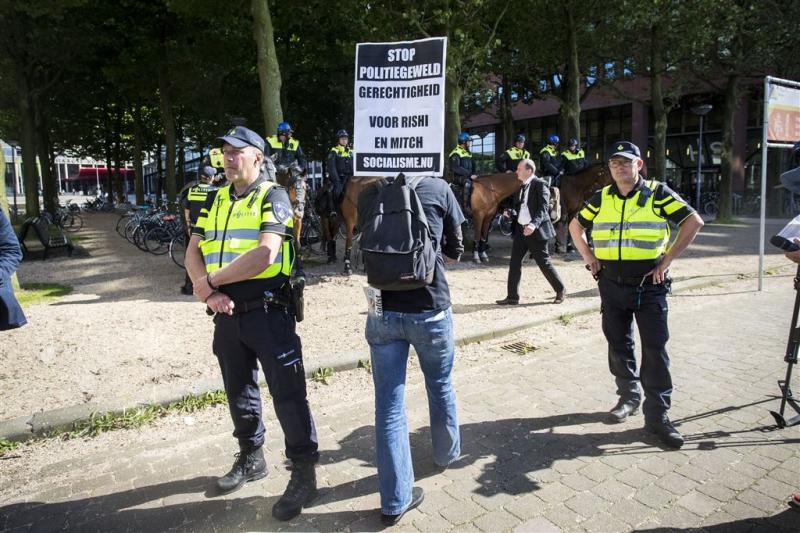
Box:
[554,163,613,252]
[331,175,384,274]
[274,159,308,276]
[468,172,523,263]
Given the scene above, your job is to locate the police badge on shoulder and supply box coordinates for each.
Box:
[363,286,383,317]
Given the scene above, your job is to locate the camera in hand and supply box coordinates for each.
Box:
[770,234,800,252]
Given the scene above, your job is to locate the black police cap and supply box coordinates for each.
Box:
[607,141,641,160]
[217,126,266,153]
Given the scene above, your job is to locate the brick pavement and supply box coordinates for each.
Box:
[1,274,799,532]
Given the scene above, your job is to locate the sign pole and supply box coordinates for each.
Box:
[759,76,770,291]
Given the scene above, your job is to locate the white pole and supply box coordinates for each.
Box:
[758,76,770,291]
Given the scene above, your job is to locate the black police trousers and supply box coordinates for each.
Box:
[598,276,672,422]
[213,306,319,461]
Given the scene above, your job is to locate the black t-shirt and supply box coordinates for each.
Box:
[358,177,465,313]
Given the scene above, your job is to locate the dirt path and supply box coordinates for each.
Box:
[0,213,791,421]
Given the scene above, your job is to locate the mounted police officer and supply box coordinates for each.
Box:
[321,129,353,263]
[539,134,563,186]
[179,165,220,295]
[569,141,704,449]
[496,133,530,174]
[185,126,319,520]
[266,122,307,172]
[560,138,588,175]
[449,132,477,216]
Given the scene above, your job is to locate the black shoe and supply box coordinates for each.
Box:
[381,486,425,526]
[609,399,640,423]
[645,418,684,449]
[272,461,318,521]
[216,447,267,495]
[496,297,519,305]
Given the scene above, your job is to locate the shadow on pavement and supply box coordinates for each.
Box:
[635,507,799,532]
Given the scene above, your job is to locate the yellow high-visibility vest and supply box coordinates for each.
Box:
[449,146,472,158]
[267,136,300,152]
[588,180,672,261]
[561,149,585,160]
[198,181,293,279]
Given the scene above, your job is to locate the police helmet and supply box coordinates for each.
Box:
[336,129,349,138]
[548,134,560,144]
[277,122,292,134]
[569,137,578,147]
[514,133,526,143]
[458,132,470,143]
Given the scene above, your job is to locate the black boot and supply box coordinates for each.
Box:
[327,240,337,264]
[645,417,684,449]
[272,460,318,521]
[216,447,267,494]
[609,398,640,423]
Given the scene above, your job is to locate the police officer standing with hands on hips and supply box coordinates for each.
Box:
[179,165,220,295]
[322,129,353,262]
[185,126,319,520]
[449,132,477,216]
[569,141,703,449]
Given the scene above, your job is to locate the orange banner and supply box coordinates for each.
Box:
[766,84,800,142]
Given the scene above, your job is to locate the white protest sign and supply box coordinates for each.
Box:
[353,37,447,176]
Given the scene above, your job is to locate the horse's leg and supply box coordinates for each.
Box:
[472,213,482,263]
[480,215,493,263]
[327,215,339,264]
[343,217,355,275]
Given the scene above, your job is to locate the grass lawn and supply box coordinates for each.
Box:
[16,283,73,307]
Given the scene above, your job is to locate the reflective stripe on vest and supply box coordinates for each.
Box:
[561,149,585,160]
[198,182,293,279]
[267,135,299,152]
[330,145,352,157]
[540,145,558,157]
[449,146,472,158]
[506,147,530,160]
[187,183,215,202]
[591,180,670,261]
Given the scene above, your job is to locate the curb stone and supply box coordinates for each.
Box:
[0,266,790,444]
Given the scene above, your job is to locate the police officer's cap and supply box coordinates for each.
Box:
[200,165,217,178]
[607,141,641,160]
[217,126,266,153]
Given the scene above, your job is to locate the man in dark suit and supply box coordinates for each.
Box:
[0,209,26,330]
[496,159,566,305]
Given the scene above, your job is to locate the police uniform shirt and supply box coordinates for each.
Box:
[576,176,695,277]
[192,175,294,301]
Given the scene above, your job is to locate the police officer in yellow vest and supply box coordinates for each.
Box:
[496,133,530,173]
[321,129,353,262]
[449,132,477,215]
[266,122,307,172]
[560,138,588,175]
[179,165,220,295]
[569,141,703,449]
[539,134,563,186]
[185,126,319,520]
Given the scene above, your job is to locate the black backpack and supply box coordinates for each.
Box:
[360,174,437,290]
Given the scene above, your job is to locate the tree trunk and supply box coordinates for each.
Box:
[444,73,462,161]
[131,106,146,205]
[34,102,58,214]
[251,0,283,134]
[650,23,668,183]
[158,64,177,205]
[562,6,581,142]
[113,107,125,204]
[103,112,115,207]
[176,116,186,190]
[499,75,514,147]
[156,140,164,205]
[16,72,39,217]
[718,74,741,221]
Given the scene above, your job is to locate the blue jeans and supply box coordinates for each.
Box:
[365,307,461,515]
